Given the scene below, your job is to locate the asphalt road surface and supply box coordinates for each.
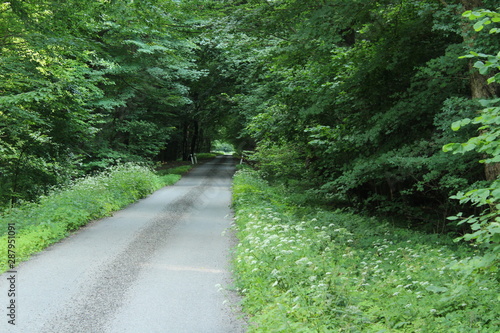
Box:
[0,156,247,333]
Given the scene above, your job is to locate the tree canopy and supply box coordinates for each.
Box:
[1,0,212,204]
[200,0,499,229]
[1,0,499,252]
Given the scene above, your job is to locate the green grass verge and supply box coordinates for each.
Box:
[196,152,219,159]
[157,164,194,176]
[232,168,500,332]
[156,154,219,177]
[0,163,181,273]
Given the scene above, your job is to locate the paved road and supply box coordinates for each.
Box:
[0,156,246,333]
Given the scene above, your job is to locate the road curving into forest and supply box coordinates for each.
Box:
[0,155,247,333]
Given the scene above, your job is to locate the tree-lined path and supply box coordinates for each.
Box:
[0,156,246,333]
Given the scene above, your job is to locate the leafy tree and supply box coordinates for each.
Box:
[0,0,107,205]
[444,8,499,271]
[201,0,499,230]
[0,0,206,206]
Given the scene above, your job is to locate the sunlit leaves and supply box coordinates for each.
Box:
[0,0,203,206]
[463,9,500,33]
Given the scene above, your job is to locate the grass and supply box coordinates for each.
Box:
[155,152,219,177]
[232,168,500,332]
[196,152,219,159]
[0,163,182,273]
[157,164,194,177]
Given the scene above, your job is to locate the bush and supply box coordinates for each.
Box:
[232,169,500,332]
[196,153,218,159]
[0,163,177,273]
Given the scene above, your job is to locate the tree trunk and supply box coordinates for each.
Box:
[460,0,500,180]
[190,120,199,156]
[182,121,190,161]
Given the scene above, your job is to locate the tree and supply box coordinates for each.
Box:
[201,0,498,229]
[444,8,500,271]
[0,0,108,204]
[0,0,205,206]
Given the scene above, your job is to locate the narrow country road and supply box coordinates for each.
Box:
[0,156,247,333]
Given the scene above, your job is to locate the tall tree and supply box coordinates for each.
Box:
[201,0,499,228]
[0,0,204,206]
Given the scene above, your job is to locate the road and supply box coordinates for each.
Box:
[0,156,247,333]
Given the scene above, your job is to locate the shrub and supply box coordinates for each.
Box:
[196,153,218,159]
[0,163,176,272]
[232,169,500,332]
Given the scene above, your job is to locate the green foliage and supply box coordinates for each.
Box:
[0,163,174,273]
[201,0,500,230]
[443,99,500,160]
[444,102,500,261]
[248,141,307,185]
[443,9,500,272]
[157,164,194,176]
[212,140,235,153]
[463,9,500,34]
[232,169,500,332]
[0,0,208,207]
[195,153,218,159]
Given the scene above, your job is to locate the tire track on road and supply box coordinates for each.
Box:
[40,161,227,333]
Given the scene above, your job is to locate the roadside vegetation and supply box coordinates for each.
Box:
[0,147,220,273]
[0,1,228,210]
[232,168,499,332]
[196,153,220,160]
[223,6,500,330]
[2,1,499,329]
[0,163,183,273]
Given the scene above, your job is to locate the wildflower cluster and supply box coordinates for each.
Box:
[0,163,174,273]
[232,169,500,332]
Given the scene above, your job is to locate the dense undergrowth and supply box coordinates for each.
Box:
[0,163,185,273]
[232,168,500,332]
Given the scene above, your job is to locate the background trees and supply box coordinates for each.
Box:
[0,0,214,206]
[204,0,499,233]
[1,0,499,242]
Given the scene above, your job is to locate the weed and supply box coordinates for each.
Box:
[157,165,194,176]
[0,163,180,273]
[232,169,500,332]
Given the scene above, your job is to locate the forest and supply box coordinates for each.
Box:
[1,0,499,330]
[1,0,499,221]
